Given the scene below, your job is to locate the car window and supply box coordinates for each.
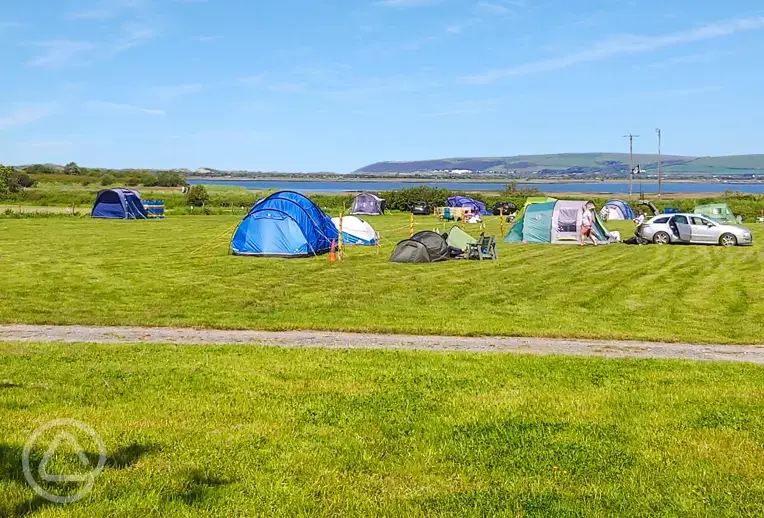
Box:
[653,217,669,224]
[691,217,706,225]
[673,215,689,224]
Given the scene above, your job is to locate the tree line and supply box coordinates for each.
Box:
[20,163,187,188]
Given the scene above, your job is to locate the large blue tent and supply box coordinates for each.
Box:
[91,188,148,219]
[231,191,338,257]
[447,196,490,216]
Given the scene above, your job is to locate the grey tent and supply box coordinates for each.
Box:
[390,231,450,263]
[351,193,385,216]
[389,240,432,263]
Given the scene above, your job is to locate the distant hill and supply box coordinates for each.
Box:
[354,153,764,178]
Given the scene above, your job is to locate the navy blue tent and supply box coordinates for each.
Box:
[447,196,490,216]
[231,191,338,257]
[91,188,148,219]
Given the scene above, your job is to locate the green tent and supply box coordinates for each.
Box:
[513,196,558,222]
[505,200,611,245]
[694,203,737,224]
[446,226,477,250]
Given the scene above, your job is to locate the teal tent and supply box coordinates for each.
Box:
[506,200,611,244]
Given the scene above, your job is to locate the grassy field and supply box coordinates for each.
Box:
[2,342,764,516]
[0,214,762,344]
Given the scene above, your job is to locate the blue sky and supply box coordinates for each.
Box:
[1,0,763,172]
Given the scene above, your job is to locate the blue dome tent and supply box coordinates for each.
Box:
[231,191,338,257]
[91,188,148,219]
[600,199,635,221]
[447,196,490,216]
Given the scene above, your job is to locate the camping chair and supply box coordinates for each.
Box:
[467,235,498,261]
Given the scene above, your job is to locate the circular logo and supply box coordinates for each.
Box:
[22,419,106,504]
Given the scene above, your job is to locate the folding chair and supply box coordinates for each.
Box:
[467,235,498,260]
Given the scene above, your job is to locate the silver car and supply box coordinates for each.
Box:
[637,213,753,246]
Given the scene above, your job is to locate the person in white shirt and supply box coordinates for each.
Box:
[580,206,597,246]
[634,212,646,226]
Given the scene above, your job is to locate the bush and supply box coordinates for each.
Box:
[100,174,115,186]
[64,162,82,176]
[380,186,453,211]
[141,174,158,187]
[186,185,210,207]
[125,176,140,187]
[17,173,36,188]
[156,171,187,187]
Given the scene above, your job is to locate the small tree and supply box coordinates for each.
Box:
[64,162,82,176]
[100,173,115,186]
[141,173,158,187]
[17,173,36,188]
[186,185,210,207]
[0,165,16,198]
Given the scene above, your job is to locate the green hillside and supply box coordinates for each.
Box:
[355,153,764,178]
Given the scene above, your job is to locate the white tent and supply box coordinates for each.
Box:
[332,216,377,245]
[600,205,622,221]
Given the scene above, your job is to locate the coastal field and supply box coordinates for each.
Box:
[0,214,761,344]
[2,342,764,516]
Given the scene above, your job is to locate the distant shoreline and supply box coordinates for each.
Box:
[188,176,764,185]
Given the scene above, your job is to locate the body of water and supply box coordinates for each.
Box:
[188,179,764,195]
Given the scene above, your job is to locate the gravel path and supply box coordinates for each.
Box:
[1,324,763,364]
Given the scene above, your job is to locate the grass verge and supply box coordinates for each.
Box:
[1,342,764,516]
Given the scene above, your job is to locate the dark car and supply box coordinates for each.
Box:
[492,201,517,216]
[411,202,432,215]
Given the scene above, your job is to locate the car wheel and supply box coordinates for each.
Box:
[719,233,737,247]
[653,231,670,245]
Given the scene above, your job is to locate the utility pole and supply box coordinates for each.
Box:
[656,128,662,198]
[623,134,640,197]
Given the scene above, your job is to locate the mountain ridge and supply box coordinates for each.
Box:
[354,153,764,178]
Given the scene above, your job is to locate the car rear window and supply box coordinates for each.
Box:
[653,217,669,224]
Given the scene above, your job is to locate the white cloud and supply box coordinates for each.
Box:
[26,40,96,67]
[474,2,513,15]
[86,100,166,116]
[0,21,23,33]
[376,0,439,7]
[145,83,206,102]
[67,0,146,21]
[194,35,221,43]
[636,51,728,70]
[0,104,58,129]
[112,22,157,53]
[463,16,764,84]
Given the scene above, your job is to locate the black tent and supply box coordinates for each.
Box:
[390,231,450,263]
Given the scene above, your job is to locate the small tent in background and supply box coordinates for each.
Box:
[447,196,490,216]
[694,203,738,224]
[332,216,377,245]
[390,231,450,263]
[446,226,477,251]
[600,199,635,221]
[351,193,385,215]
[91,188,148,219]
[231,191,338,257]
[506,200,611,245]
